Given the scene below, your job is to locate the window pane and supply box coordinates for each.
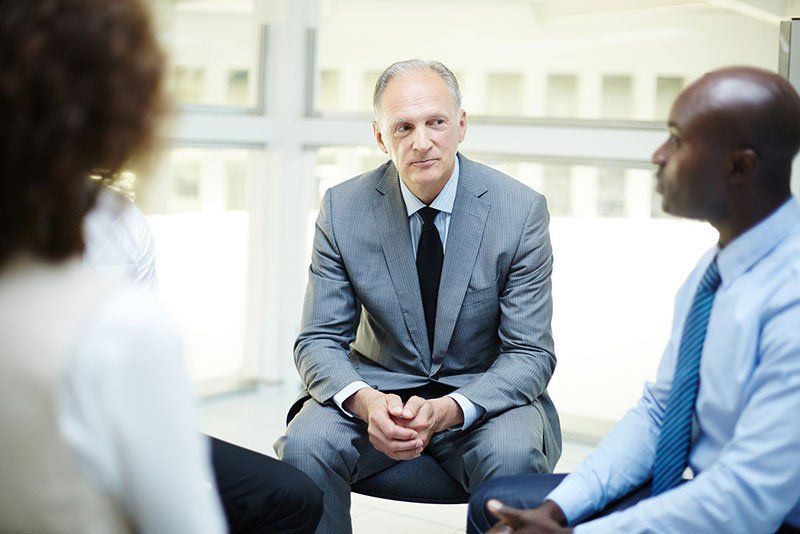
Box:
[133,147,266,385]
[597,167,627,217]
[542,165,573,217]
[318,70,341,110]
[227,69,250,107]
[547,74,579,118]
[655,76,684,120]
[314,0,798,120]
[487,73,524,116]
[151,0,260,108]
[173,66,205,103]
[602,75,634,119]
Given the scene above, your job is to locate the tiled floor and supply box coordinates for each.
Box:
[200,386,594,533]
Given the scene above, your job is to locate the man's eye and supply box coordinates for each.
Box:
[397,125,410,133]
[668,134,680,147]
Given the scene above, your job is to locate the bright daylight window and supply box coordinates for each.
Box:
[314,0,797,121]
[136,0,800,422]
[310,1,800,428]
[131,147,267,390]
[151,0,262,108]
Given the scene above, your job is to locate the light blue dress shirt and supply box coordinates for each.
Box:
[548,198,800,533]
[333,159,482,429]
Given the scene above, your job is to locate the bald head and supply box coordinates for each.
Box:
[652,66,800,242]
[677,67,800,178]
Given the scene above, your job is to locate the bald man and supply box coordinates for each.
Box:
[467,66,800,533]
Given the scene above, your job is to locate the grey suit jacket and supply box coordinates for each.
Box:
[291,153,559,444]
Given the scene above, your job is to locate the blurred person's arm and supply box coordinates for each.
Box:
[58,288,225,534]
[83,188,158,292]
[126,195,158,291]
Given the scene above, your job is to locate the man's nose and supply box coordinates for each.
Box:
[651,142,667,165]
[413,128,432,151]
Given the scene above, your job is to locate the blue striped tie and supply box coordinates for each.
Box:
[651,258,721,495]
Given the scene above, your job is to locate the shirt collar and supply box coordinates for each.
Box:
[716,198,800,287]
[398,157,459,217]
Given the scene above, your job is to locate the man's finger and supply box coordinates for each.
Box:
[402,395,426,419]
[487,524,512,534]
[487,499,524,529]
[373,412,418,440]
[385,393,405,417]
[387,438,424,453]
[383,420,418,441]
[388,447,423,461]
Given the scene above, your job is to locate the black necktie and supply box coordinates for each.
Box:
[416,206,443,352]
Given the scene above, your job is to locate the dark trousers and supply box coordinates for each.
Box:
[467,473,650,534]
[210,437,323,534]
[467,473,800,534]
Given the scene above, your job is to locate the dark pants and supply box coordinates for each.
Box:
[467,473,800,534]
[210,437,323,534]
[467,473,651,534]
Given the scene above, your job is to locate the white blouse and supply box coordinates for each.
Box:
[56,284,226,533]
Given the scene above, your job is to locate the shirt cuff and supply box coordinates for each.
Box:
[545,474,598,527]
[332,381,371,417]
[447,392,482,430]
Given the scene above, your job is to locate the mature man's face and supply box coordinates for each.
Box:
[651,85,729,221]
[373,69,466,199]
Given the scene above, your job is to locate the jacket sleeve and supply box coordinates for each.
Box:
[294,189,365,404]
[455,193,556,419]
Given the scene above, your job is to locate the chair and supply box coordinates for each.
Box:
[351,453,470,504]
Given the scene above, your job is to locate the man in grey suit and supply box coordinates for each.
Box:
[276,59,561,533]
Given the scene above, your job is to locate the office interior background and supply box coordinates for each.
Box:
[132,0,800,442]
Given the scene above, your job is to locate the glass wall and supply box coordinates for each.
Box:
[314,0,800,121]
[133,147,267,389]
[135,0,800,427]
[151,0,262,108]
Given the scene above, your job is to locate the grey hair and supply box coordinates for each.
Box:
[373,59,461,125]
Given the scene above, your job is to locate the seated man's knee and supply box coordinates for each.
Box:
[278,432,329,470]
[470,441,548,489]
[467,477,507,534]
[504,441,549,474]
[277,418,349,475]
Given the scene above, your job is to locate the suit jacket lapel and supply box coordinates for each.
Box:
[373,163,432,370]
[432,155,490,374]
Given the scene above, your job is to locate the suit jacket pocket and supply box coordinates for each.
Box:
[462,281,498,308]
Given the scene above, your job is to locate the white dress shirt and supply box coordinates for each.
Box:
[83,189,158,291]
[548,198,800,533]
[332,159,482,429]
[57,285,226,534]
[51,191,226,532]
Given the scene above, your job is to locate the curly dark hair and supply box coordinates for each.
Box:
[0,0,166,264]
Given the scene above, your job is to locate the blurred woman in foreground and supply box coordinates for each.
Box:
[0,1,226,531]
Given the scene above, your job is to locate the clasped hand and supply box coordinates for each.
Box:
[344,389,462,460]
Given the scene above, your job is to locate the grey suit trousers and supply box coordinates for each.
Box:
[275,396,553,534]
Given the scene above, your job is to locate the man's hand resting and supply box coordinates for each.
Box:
[393,395,464,448]
[343,388,423,460]
[487,499,572,534]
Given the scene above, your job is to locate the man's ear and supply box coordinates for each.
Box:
[372,121,388,154]
[458,109,467,142]
[729,148,758,186]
